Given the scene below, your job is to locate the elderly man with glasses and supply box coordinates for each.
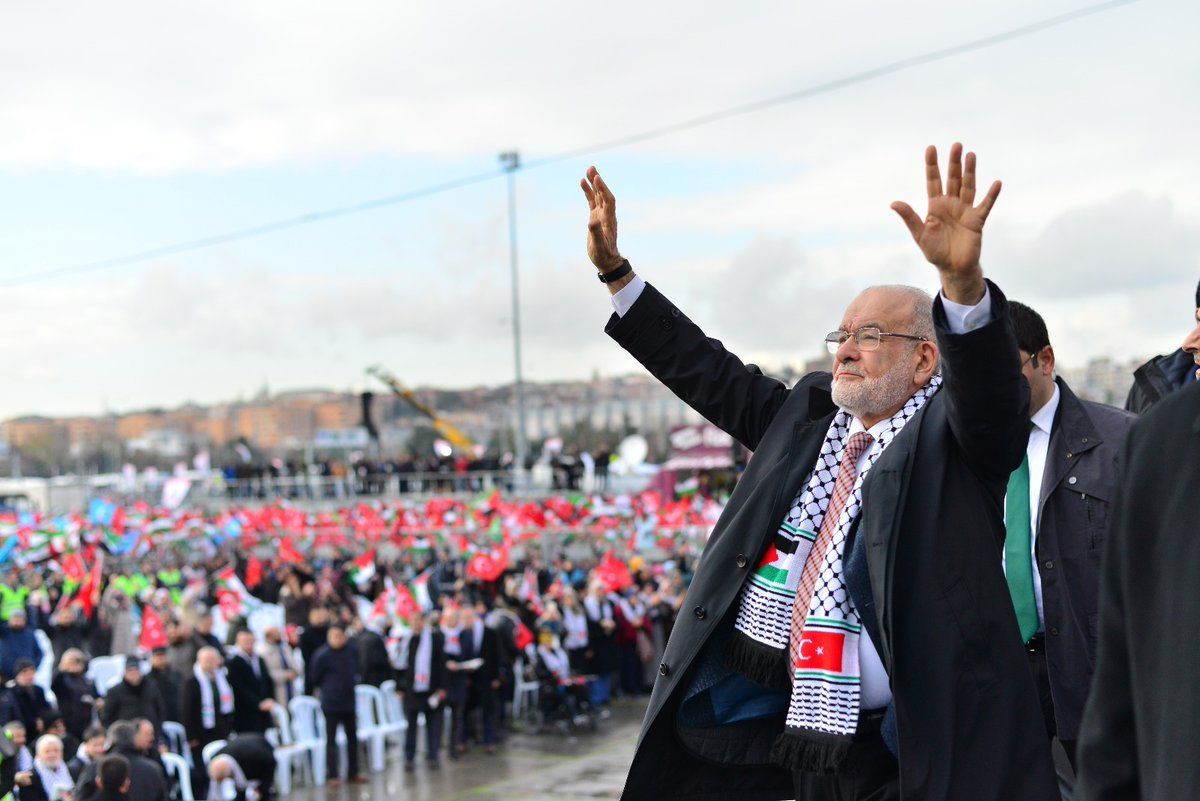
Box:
[583,145,1058,801]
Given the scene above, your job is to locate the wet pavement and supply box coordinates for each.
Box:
[284,699,645,801]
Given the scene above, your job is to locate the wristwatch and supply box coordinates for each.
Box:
[598,260,633,283]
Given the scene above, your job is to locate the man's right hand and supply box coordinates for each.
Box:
[580,166,623,274]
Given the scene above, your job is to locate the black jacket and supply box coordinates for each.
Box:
[179,674,232,747]
[99,678,163,732]
[73,745,167,801]
[1033,378,1134,741]
[0,682,52,735]
[1124,348,1197,414]
[307,644,361,714]
[141,667,181,725]
[356,630,393,687]
[399,630,447,699]
[50,671,100,740]
[215,733,277,800]
[225,650,274,734]
[1075,381,1200,800]
[609,281,1057,801]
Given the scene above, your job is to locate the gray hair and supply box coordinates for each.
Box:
[863,284,936,341]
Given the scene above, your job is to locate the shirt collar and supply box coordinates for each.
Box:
[1031,383,1061,435]
[848,415,892,440]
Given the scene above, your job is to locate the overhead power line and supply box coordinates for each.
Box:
[0,0,1137,287]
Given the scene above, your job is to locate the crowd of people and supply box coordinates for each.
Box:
[0,489,707,800]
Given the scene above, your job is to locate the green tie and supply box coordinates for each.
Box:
[1005,450,1039,643]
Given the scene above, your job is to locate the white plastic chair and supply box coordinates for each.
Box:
[512,657,539,720]
[162,752,195,801]
[269,703,313,794]
[379,680,404,733]
[288,696,327,785]
[354,685,387,773]
[361,684,405,748]
[201,739,226,767]
[162,721,194,769]
[86,655,125,696]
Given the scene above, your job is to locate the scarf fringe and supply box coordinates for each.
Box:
[723,629,792,690]
[770,728,851,774]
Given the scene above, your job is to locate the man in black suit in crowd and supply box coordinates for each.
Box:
[1075,380,1200,800]
[581,145,1058,801]
[398,612,447,771]
[73,721,167,801]
[225,629,276,735]
[1002,301,1134,770]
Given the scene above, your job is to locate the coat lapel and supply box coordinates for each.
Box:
[1038,380,1101,517]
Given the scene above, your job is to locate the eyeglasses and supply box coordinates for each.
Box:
[825,327,929,355]
[1020,352,1040,369]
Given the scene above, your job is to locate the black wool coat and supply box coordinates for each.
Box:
[225,651,276,733]
[1075,380,1200,800]
[1034,378,1134,741]
[609,280,1058,801]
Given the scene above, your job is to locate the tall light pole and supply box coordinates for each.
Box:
[499,151,529,486]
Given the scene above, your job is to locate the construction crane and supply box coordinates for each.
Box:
[366,365,476,451]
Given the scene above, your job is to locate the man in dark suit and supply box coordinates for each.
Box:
[581,145,1058,801]
[1075,380,1200,799]
[307,625,365,785]
[462,606,502,753]
[1124,278,1200,412]
[398,612,447,771]
[225,629,276,735]
[1003,301,1135,770]
[73,721,167,801]
[208,733,277,801]
[179,647,233,751]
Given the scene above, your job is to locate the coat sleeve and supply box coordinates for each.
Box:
[933,279,1030,483]
[1074,430,1140,799]
[180,679,201,742]
[605,281,791,451]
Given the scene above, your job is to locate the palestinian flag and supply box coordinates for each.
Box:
[749,532,807,597]
[348,550,377,589]
[215,567,262,620]
[411,569,433,612]
[394,584,419,621]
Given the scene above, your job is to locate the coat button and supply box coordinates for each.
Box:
[1049,628,1059,636]
[671,308,681,318]
[1068,476,1077,485]
[658,662,670,677]
[693,606,706,620]
[1066,452,1073,459]
[658,317,675,331]
[735,554,748,568]
[1043,560,1053,570]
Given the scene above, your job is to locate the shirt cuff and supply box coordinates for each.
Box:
[610,274,647,318]
[939,285,993,334]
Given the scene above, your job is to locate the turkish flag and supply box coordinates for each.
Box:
[140,606,168,651]
[514,619,534,651]
[794,629,847,673]
[244,557,263,589]
[595,552,633,593]
[467,552,505,582]
[278,537,303,564]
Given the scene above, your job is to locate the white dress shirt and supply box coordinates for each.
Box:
[1002,382,1060,633]
[611,276,992,710]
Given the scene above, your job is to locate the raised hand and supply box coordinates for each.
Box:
[891,143,1001,304]
[580,166,624,273]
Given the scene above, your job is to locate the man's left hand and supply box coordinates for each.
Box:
[891,143,1001,304]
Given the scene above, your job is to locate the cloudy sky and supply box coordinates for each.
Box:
[0,0,1196,420]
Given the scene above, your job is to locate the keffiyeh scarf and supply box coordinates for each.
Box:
[727,376,941,771]
[193,663,235,730]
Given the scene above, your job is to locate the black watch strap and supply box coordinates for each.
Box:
[598,260,633,284]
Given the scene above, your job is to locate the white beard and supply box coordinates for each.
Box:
[831,362,916,419]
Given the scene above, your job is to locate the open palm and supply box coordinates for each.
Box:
[892,143,1001,277]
